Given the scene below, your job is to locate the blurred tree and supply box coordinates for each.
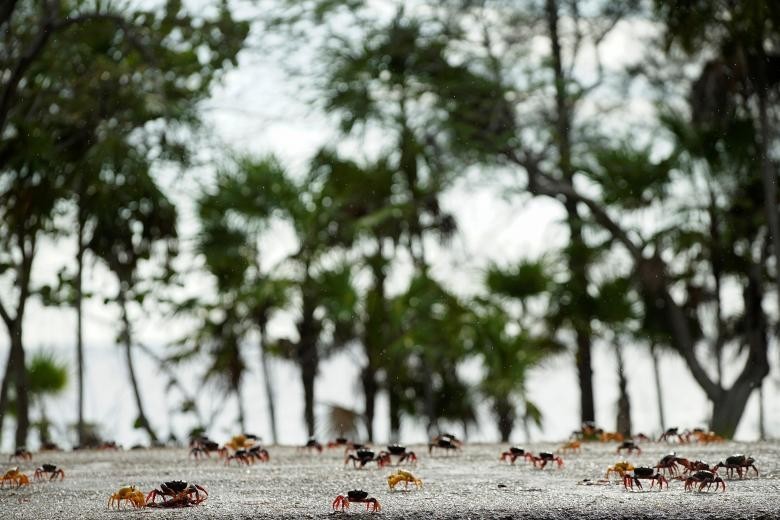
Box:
[387,274,476,437]
[0,0,247,446]
[469,301,562,442]
[87,165,178,444]
[26,352,68,445]
[189,156,358,438]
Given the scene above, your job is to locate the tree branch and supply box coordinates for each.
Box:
[0,8,155,138]
[504,146,722,399]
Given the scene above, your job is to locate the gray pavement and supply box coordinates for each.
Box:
[1,441,779,519]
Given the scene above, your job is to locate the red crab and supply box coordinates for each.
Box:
[332,489,381,513]
[532,452,563,469]
[623,467,668,491]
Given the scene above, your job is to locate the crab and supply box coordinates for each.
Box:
[8,447,32,462]
[328,437,349,449]
[300,437,323,453]
[622,467,668,491]
[384,444,417,465]
[605,461,635,479]
[108,485,146,509]
[34,464,65,481]
[387,469,423,490]
[332,489,381,512]
[673,458,711,475]
[713,455,758,478]
[693,431,724,444]
[146,480,208,507]
[600,431,624,443]
[616,441,641,455]
[499,446,533,465]
[99,441,120,451]
[428,434,461,455]
[1,467,30,488]
[684,470,726,492]
[248,445,270,463]
[345,448,382,469]
[226,434,256,451]
[559,440,581,454]
[532,452,563,469]
[633,433,651,443]
[189,438,227,459]
[225,449,252,466]
[658,427,688,443]
[655,453,681,476]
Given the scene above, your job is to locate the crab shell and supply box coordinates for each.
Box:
[356,449,375,459]
[387,445,407,455]
[163,481,189,493]
[347,489,369,500]
[633,467,655,477]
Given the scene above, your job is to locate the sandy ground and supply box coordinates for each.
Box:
[1,441,779,519]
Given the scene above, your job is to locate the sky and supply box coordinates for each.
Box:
[1,1,778,449]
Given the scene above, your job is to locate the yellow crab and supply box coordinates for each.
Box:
[226,434,257,451]
[1,467,30,488]
[108,485,146,509]
[605,461,635,479]
[387,469,423,490]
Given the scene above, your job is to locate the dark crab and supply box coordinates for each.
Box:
[428,434,461,455]
[146,480,208,507]
[189,438,227,459]
[385,444,417,465]
[655,453,680,476]
[345,449,381,469]
[34,463,64,481]
[225,449,252,466]
[532,451,563,469]
[713,454,758,478]
[248,445,270,463]
[332,489,381,512]
[300,438,323,453]
[616,441,641,455]
[9,447,32,462]
[499,446,532,464]
[623,467,668,491]
[684,470,725,492]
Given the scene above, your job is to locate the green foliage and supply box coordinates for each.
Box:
[580,143,673,209]
[26,353,68,397]
[485,261,550,300]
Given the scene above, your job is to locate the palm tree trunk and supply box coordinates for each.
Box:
[650,342,666,432]
[0,339,15,443]
[494,396,514,443]
[257,321,278,444]
[545,0,595,424]
[12,327,29,447]
[235,383,246,433]
[758,383,766,441]
[75,210,86,445]
[388,387,401,442]
[361,366,377,441]
[614,344,631,437]
[118,286,158,444]
[301,360,316,437]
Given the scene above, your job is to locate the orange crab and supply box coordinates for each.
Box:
[1,467,30,488]
[559,440,581,454]
[108,485,146,509]
[605,461,635,479]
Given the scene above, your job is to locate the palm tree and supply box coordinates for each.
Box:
[87,159,177,445]
[26,352,68,445]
